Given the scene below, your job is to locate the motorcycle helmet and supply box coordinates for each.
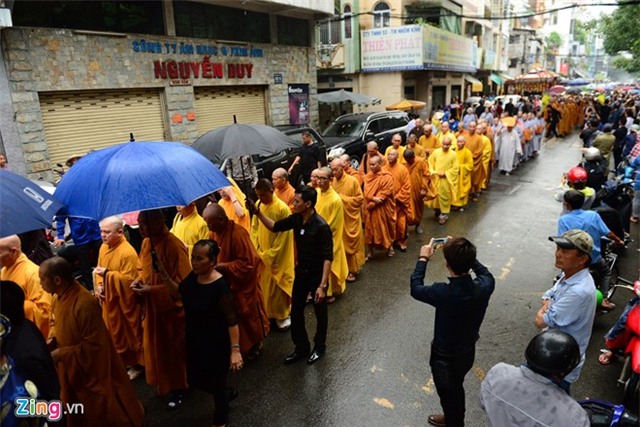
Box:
[584,147,602,162]
[525,330,581,378]
[567,166,588,184]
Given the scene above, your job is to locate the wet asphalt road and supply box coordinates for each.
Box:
[135,132,640,426]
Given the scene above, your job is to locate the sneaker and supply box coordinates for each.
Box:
[416,225,424,234]
[276,317,291,331]
[127,366,144,381]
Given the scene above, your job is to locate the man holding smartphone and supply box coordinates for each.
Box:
[410,237,495,427]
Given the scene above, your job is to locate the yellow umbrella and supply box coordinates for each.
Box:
[385,99,426,111]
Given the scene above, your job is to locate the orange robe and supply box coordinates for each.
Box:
[275,181,296,211]
[461,132,486,194]
[95,236,143,367]
[384,162,413,246]
[52,281,145,427]
[210,221,269,353]
[405,159,431,225]
[420,134,441,157]
[403,143,426,161]
[363,170,396,248]
[137,231,190,395]
[358,151,388,182]
[344,164,363,185]
[332,173,366,274]
[1,253,52,338]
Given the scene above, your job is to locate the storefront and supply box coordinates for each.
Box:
[3,24,318,179]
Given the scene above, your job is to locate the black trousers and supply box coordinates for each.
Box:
[430,345,475,427]
[290,274,328,353]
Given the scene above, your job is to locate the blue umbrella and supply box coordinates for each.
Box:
[0,170,65,237]
[54,141,230,220]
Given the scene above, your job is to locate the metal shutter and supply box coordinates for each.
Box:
[40,89,166,167]
[194,86,267,136]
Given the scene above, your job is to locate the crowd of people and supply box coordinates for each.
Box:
[3,88,640,427]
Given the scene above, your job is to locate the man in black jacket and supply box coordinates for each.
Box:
[410,237,495,427]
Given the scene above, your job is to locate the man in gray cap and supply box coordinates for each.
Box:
[535,229,596,394]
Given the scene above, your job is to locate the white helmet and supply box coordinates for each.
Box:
[584,147,602,162]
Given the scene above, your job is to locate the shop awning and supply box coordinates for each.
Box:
[498,72,515,82]
[464,74,483,92]
[490,73,503,85]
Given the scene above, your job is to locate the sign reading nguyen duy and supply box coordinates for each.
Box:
[423,25,478,73]
[361,25,424,72]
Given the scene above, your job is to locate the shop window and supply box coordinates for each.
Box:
[278,16,309,47]
[344,5,352,39]
[174,2,270,43]
[373,2,390,28]
[12,0,164,35]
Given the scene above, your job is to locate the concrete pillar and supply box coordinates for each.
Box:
[0,31,26,175]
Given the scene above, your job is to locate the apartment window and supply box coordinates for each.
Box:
[373,2,391,28]
[278,16,309,47]
[550,12,558,25]
[318,18,341,44]
[344,4,352,39]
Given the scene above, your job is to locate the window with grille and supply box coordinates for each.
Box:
[373,2,390,28]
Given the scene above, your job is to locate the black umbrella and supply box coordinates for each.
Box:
[192,116,300,164]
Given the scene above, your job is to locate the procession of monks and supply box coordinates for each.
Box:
[0,100,560,425]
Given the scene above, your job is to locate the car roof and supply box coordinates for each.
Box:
[334,111,408,121]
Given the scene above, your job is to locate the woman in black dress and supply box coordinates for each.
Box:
[159,239,242,427]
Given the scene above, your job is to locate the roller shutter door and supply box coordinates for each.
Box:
[194,86,267,136]
[40,89,166,167]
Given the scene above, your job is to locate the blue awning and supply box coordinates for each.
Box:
[490,73,503,85]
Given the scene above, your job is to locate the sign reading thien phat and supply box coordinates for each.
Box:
[361,25,423,72]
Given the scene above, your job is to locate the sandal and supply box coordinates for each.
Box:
[598,349,616,365]
[346,274,357,283]
[631,217,639,224]
[365,253,373,262]
[387,248,395,257]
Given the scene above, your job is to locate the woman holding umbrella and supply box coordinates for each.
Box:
[158,239,242,427]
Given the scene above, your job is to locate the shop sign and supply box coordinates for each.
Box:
[423,26,478,73]
[361,25,423,72]
[288,84,309,125]
[153,59,253,80]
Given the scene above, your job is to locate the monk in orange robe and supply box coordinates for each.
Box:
[341,154,363,185]
[404,149,432,234]
[203,203,269,357]
[459,121,486,200]
[40,256,145,427]
[419,124,441,158]
[272,167,296,210]
[217,178,250,231]
[93,216,143,377]
[132,209,190,405]
[331,158,365,281]
[0,234,52,338]
[363,155,396,259]
[358,142,388,183]
[384,149,413,251]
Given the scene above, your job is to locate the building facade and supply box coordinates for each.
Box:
[0,0,332,179]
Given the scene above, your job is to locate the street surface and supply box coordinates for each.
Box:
[134,132,640,426]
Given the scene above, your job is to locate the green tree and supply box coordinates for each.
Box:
[545,32,562,53]
[600,1,640,75]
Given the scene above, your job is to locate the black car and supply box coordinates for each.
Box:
[321,111,410,169]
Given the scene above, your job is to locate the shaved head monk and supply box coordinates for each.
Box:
[384,149,413,252]
[0,234,52,338]
[40,256,145,427]
[94,216,144,380]
[132,209,190,409]
[272,167,296,210]
[363,155,396,259]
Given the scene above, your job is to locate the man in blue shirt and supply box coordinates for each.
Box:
[410,237,495,427]
[537,229,597,393]
[557,190,624,310]
[54,213,101,290]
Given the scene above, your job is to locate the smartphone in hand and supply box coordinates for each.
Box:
[433,238,448,251]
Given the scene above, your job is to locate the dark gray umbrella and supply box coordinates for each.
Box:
[314,89,380,106]
[192,121,300,164]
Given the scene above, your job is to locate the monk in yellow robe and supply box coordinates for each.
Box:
[478,122,494,190]
[427,137,460,225]
[204,203,269,356]
[341,154,363,185]
[272,167,296,210]
[437,121,457,147]
[93,216,143,376]
[133,209,190,403]
[217,177,250,231]
[40,257,145,427]
[459,121,486,200]
[404,149,431,233]
[452,135,473,210]
[170,203,209,257]
[0,234,51,338]
[384,150,413,251]
[363,155,396,258]
[315,167,349,300]
[404,133,426,160]
[250,179,294,331]
[330,158,365,282]
[384,133,405,160]
[419,124,441,158]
